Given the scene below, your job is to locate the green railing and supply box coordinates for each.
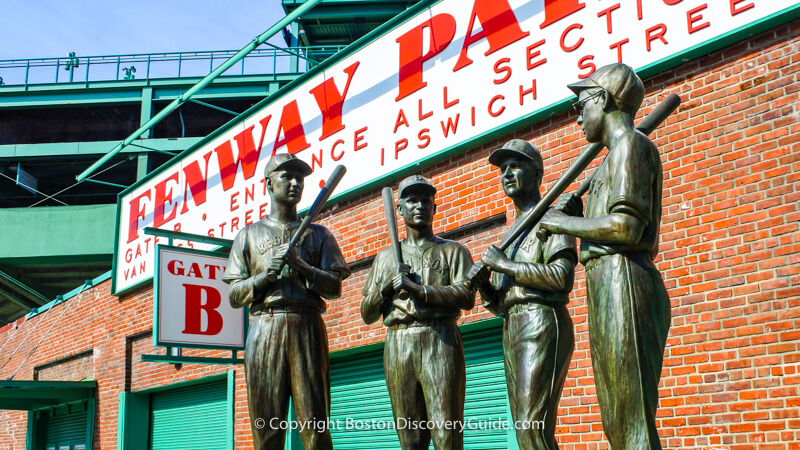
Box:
[0,46,345,87]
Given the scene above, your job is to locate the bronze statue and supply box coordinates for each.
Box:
[361,175,474,450]
[469,140,578,449]
[540,63,671,449]
[223,153,351,450]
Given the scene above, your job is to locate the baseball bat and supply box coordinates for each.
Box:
[270,164,347,277]
[381,187,410,300]
[469,93,681,285]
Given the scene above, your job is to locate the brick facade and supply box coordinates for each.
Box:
[1,18,798,450]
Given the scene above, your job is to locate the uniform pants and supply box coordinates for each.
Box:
[504,303,574,450]
[585,253,671,450]
[244,312,333,450]
[384,323,465,450]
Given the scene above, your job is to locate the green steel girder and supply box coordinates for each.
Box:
[0,204,116,260]
[0,74,298,109]
[0,138,201,159]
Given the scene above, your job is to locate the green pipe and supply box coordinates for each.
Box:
[76,0,325,182]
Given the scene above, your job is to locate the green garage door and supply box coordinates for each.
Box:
[149,379,228,449]
[329,323,513,449]
[39,402,88,450]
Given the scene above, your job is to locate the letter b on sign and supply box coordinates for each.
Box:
[182,283,224,335]
[156,246,245,349]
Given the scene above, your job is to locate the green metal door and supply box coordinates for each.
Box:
[149,379,228,449]
[329,323,512,449]
[40,402,87,450]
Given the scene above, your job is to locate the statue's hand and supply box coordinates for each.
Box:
[393,274,423,299]
[538,209,568,242]
[380,277,395,300]
[467,263,490,288]
[555,193,583,217]
[481,246,512,273]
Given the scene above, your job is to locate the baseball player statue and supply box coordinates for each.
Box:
[469,139,578,449]
[361,175,475,450]
[223,153,351,450]
[540,63,672,449]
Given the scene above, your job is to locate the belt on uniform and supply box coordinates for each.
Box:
[506,301,563,315]
[389,318,457,329]
[252,305,320,316]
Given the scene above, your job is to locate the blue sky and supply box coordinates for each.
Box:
[0,0,288,60]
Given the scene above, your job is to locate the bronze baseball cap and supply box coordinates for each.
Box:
[488,139,543,169]
[264,153,312,177]
[567,63,644,115]
[398,175,436,198]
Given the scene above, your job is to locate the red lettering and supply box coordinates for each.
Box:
[441,114,460,137]
[127,190,151,243]
[418,129,431,149]
[230,192,239,212]
[354,126,368,151]
[443,87,459,109]
[526,39,547,71]
[646,24,668,52]
[273,101,311,155]
[259,202,269,219]
[331,139,345,161]
[577,55,595,79]
[187,263,202,278]
[396,14,456,100]
[182,284,223,336]
[453,0,530,70]
[215,125,261,192]
[205,265,221,280]
[560,23,584,52]
[687,4,710,34]
[168,260,184,276]
[637,0,644,20]
[610,38,629,63]
[311,149,323,172]
[180,152,213,214]
[418,99,433,120]
[471,107,476,126]
[244,209,253,226]
[540,0,585,29]
[730,0,754,15]
[395,139,408,159]
[488,95,505,117]
[663,0,681,4]
[231,217,240,233]
[394,109,409,133]
[153,172,180,228]
[308,62,360,140]
[597,4,620,34]
[245,184,255,205]
[519,80,537,105]
[493,58,512,85]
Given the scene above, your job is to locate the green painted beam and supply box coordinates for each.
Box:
[0,204,116,260]
[297,5,407,19]
[0,138,200,158]
[0,74,298,108]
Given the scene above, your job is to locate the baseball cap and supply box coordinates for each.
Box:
[567,63,644,115]
[398,175,437,198]
[488,139,543,169]
[264,153,312,178]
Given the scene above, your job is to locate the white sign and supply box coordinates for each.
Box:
[154,245,245,349]
[114,0,799,293]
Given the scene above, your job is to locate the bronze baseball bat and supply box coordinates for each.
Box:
[270,164,347,276]
[469,93,681,285]
[381,187,410,300]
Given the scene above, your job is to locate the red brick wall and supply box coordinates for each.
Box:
[1,18,798,450]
